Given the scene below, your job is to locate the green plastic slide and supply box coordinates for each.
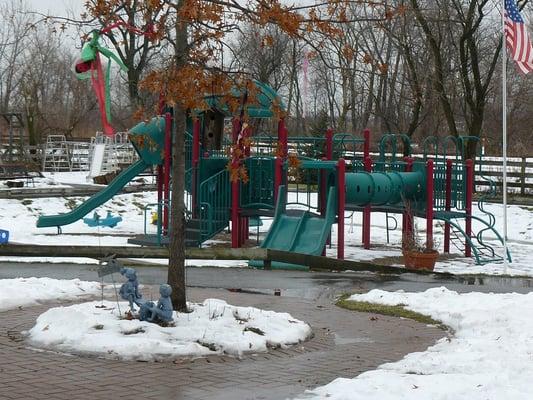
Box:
[250,186,337,270]
[36,160,148,228]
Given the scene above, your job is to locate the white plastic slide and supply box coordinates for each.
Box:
[88,143,106,178]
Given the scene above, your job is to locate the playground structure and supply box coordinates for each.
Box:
[41,132,137,174]
[35,81,511,268]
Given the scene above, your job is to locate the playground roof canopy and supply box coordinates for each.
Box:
[203,80,285,119]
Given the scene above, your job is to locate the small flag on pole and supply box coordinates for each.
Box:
[504,0,533,74]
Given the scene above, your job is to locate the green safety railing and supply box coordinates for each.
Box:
[142,202,169,246]
[198,168,230,243]
[333,133,365,162]
[378,133,412,164]
[241,157,276,209]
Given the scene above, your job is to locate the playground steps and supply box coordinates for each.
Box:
[449,222,503,264]
[127,218,222,248]
[436,215,507,265]
[42,135,71,172]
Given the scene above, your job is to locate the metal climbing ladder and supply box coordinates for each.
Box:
[426,135,511,265]
[42,135,71,172]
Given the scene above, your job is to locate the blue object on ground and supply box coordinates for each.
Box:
[0,229,9,244]
[37,159,146,228]
[83,211,122,228]
[139,284,173,323]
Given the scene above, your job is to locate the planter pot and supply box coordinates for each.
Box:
[403,250,439,271]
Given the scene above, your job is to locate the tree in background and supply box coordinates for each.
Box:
[83,0,167,111]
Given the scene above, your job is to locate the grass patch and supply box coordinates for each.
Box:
[337,294,447,330]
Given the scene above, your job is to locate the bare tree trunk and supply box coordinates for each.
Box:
[167,9,188,312]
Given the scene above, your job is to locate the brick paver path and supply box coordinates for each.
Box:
[0,287,444,400]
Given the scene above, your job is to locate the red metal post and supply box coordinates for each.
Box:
[277,118,288,159]
[231,179,240,248]
[232,117,240,143]
[320,157,327,217]
[426,159,434,250]
[363,156,372,249]
[337,159,346,260]
[163,112,172,235]
[325,128,333,160]
[274,157,282,202]
[402,157,414,249]
[191,118,201,218]
[465,159,473,257]
[363,129,370,159]
[230,116,241,248]
[157,165,163,232]
[444,159,453,253]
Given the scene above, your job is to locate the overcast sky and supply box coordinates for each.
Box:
[24,0,82,17]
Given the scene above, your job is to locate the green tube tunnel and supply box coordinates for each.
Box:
[345,170,425,207]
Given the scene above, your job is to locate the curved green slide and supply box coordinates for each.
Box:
[36,159,148,228]
[250,185,337,270]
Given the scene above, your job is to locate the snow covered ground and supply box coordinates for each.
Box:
[0,172,532,275]
[0,277,101,311]
[1,171,532,397]
[296,287,533,400]
[27,298,312,361]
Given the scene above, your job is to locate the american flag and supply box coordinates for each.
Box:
[505,0,533,74]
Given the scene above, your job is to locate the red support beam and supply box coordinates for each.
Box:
[325,128,333,160]
[362,156,372,249]
[444,159,453,253]
[156,165,163,233]
[363,129,370,159]
[277,118,288,159]
[426,159,434,250]
[230,116,242,248]
[337,158,346,260]
[231,179,240,248]
[232,117,240,143]
[402,157,414,249]
[191,118,201,219]
[465,159,474,257]
[163,112,172,235]
[274,157,282,203]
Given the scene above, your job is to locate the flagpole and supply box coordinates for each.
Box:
[502,0,509,272]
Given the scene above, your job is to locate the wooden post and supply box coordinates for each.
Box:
[521,157,526,196]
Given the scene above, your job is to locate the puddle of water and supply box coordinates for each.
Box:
[333,333,374,345]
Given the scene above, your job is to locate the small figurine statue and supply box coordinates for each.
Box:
[139,284,174,324]
[119,267,142,311]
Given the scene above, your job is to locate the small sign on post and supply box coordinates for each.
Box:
[97,255,123,277]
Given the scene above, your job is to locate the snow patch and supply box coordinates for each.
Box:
[297,287,533,399]
[0,277,101,311]
[27,299,312,361]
